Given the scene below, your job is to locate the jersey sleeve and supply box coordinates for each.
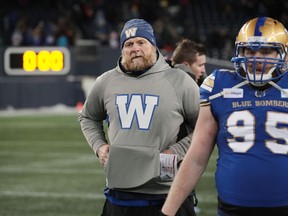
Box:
[199,70,217,106]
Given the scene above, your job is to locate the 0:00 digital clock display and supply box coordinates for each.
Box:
[4,47,71,76]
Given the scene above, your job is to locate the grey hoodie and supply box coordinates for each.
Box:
[78,51,199,194]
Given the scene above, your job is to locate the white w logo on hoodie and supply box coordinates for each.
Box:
[116,94,159,130]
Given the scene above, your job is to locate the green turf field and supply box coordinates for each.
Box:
[0,113,217,216]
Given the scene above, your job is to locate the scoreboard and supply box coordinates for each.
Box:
[4,47,71,76]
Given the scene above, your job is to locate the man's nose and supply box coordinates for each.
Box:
[131,44,140,51]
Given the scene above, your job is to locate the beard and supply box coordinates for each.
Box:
[121,50,157,72]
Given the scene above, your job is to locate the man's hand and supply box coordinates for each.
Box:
[97,144,110,166]
[162,149,175,154]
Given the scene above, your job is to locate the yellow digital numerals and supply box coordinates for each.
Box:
[23,50,64,72]
[4,47,70,76]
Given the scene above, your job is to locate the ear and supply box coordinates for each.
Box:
[183,62,190,67]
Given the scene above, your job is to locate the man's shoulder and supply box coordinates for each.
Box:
[98,68,118,78]
[165,67,191,76]
[93,68,119,88]
[208,68,238,83]
[213,68,236,76]
[163,67,195,83]
[201,69,240,93]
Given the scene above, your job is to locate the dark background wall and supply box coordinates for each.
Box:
[0,46,233,110]
[0,46,121,110]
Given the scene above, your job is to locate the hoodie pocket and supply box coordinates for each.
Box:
[104,145,160,189]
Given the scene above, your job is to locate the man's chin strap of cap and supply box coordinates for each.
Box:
[208,80,250,101]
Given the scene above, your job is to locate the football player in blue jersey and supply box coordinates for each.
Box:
[161,17,288,216]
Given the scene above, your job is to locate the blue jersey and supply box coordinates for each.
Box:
[200,69,288,207]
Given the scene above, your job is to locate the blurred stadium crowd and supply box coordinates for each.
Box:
[1,0,287,60]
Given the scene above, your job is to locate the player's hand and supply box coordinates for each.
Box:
[97,144,110,166]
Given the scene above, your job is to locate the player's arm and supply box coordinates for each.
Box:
[161,105,217,216]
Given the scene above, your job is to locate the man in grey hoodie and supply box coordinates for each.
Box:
[78,18,199,216]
